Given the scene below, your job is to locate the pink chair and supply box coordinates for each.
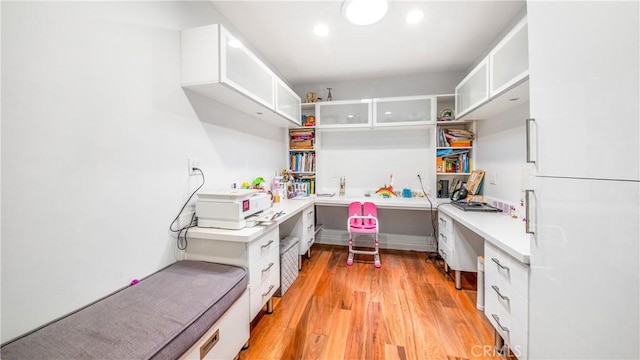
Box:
[347,201,381,268]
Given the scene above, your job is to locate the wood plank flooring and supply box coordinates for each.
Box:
[240,244,510,360]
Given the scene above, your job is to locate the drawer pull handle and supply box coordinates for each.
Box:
[439,218,447,225]
[491,314,510,332]
[262,262,274,274]
[492,285,510,301]
[440,233,447,242]
[491,257,510,271]
[262,284,275,298]
[439,249,447,259]
[307,224,314,231]
[261,240,274,249]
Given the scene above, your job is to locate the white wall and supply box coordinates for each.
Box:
[1,1,285,342]
[474,102,531,205]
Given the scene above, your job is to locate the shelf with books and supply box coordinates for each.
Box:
[435,107,476,198]
[288,108,316,195]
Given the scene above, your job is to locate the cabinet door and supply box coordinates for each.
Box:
[528,2,639,180]
[455,57,489,118]
[489,17,528,96]
[528,176,639,359]
[316,100,372,128]
[373,96,435,127]
[276,78,301,125]
[220,26,275,109]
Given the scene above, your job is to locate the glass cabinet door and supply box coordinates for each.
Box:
[373,95,435,127]
[220,26,274,109]
[490,17,529,96]
[316,100,372,128]
[275,79,301,125]
[455,57,489,118]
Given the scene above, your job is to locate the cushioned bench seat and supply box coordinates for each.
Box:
[1,260,248,360]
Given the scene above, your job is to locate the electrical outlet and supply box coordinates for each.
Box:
[488,172,497,185]
[188,158,199,176]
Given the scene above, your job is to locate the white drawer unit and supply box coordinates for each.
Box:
[437,211,484,289]
[299,206,316,259]
[484,241,529,359]
[184,225,281,322]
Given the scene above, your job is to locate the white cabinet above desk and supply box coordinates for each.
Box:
[181,24,301,128]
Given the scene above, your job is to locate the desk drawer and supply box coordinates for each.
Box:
[485,241,529,297]
[248,227,279,264]
[438,212,453,234]
[250,267,279,320]
[438,240,455,269]
[248,246,279,291]
[485,272,528,330]
[485,294,528,359]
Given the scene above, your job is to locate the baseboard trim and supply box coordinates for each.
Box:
[316,229,436,253]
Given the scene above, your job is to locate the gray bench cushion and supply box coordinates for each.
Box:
[1,260,247,360]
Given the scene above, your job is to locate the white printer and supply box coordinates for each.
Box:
[196,189,272,230]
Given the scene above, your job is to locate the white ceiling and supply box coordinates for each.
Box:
[210,0,526,86]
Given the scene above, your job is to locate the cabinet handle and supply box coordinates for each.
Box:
[307,224,314,231]
[491,285,510,301]
[525,189,535,235]
[440,233,448,243]
[526,118,536,164]
[491,314,510,332]
[439,218,447,225]
[262,262,274,274]
[262,284,275,298]
[491,257,510,271]
[261,240,274,249]
[439,249,447,259]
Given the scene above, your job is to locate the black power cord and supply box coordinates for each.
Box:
[417,174,445,263]
[169,167,205,250]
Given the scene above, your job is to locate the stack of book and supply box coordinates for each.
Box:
[289,129,314,149]
[437,128,474,148]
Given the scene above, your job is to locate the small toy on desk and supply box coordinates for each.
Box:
[375,173,396,198]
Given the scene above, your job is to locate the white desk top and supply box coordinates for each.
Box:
[187,194,530,264]
[187,197,315,242]
[315,195,439,210]
[438,203,531,264]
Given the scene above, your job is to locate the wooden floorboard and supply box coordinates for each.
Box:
[240,244,506,360]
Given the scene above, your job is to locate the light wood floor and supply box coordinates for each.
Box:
[240,244,507,360]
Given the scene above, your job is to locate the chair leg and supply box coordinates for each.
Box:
[374,236,381,268]
[347,235,354,266]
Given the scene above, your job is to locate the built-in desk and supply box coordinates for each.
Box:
[315,195,436,210]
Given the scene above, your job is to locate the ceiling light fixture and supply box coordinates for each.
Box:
[313,24,330,37]
[405,10,424,25]
[342,0,389,26]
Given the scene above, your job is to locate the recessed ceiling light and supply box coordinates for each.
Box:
[385,111,392,115]
[405,10,424,24]
[228,39,242,48]
[342,0,388,26]
[313,24,330,37]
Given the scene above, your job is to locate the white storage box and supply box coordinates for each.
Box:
[275,236,299,297]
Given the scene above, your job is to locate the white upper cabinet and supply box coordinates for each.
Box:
[220,26,275,109]
[373,95,436,127]
[455,58,490,119]
[489,17,529,96]
[527,3,638,180]
[455,16,529,120]
[181,24,301,128]
[316,100,372,129]
[275,78,301,124]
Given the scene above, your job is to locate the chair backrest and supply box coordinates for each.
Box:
[362,202,377,228]
[348,202,363,227]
